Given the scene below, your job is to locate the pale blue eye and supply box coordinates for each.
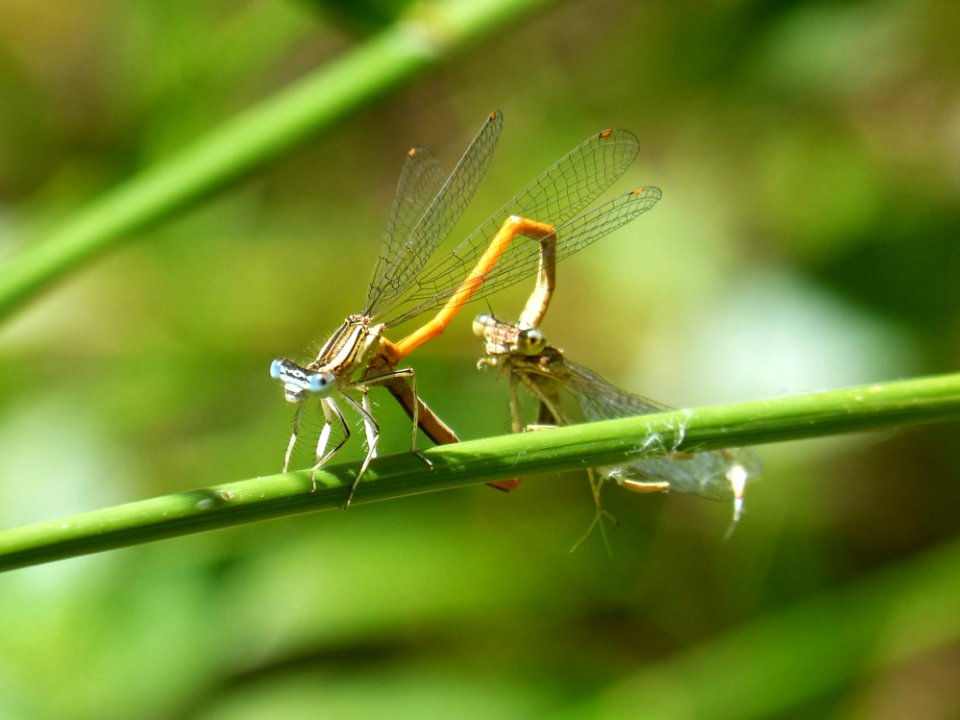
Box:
[269,359,284,379]
[308,373,333,394]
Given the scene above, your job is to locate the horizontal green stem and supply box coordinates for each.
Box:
[0,0,554,320]
[2,371,959,572]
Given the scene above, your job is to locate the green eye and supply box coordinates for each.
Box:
[518,328,545,355]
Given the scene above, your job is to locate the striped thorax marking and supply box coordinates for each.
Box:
[311,314,385,378]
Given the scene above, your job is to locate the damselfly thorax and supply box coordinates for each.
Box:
[311,314,386,376]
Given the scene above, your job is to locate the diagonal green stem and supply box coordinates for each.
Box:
[2,371,959,572]
[0,0,555,321]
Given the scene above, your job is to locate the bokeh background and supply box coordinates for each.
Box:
[2,0,960,717]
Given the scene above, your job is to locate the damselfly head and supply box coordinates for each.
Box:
[270,358,335,403]
[473,313,516,358]
[474,311,547,358]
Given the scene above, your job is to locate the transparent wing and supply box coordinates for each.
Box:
[364,111,503,314]
[365,145,445,305]
[386,186,661,327]
[560,358,671,419]
[539,355,761,502]
[375,128,645,324]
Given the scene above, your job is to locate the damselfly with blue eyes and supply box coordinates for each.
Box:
[270,111,661,505]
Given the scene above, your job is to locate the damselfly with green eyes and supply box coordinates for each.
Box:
[475,315,761,525]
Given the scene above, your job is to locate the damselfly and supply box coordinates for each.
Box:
[270,112,661,504]
[473,247,760,529]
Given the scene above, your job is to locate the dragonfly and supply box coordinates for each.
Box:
[473,246,761,531]
[270,111,662,505]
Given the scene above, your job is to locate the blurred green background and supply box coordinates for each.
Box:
[2,0,960,717]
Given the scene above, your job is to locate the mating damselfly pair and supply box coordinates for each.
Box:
[270,111,759,527]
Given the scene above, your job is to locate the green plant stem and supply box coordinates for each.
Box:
[2,372,960,572]
[0,0,555,321]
